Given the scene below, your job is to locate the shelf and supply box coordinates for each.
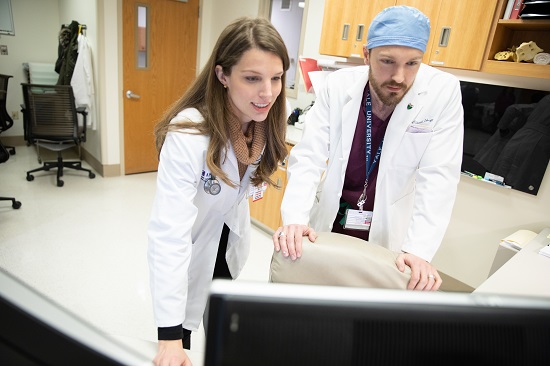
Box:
[483,60,550,79]
[483,13,550,78]
[497,19,550,30]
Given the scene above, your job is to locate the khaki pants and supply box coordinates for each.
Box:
[270,232,410,289]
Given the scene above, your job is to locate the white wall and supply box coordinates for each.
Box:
[0,0,59,137]
[198,0,261,70]
[58,0,101,160]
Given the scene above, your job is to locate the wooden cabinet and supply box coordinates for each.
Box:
[319,0,499,72]
[319,0,395,58]
[482,0,550,79]
[249,144,294,232]
[396,0,442,65]
[398,0,498,71]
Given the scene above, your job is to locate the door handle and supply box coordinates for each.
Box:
[126,90,141,99]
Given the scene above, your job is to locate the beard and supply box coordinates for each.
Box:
[368,68,411,107]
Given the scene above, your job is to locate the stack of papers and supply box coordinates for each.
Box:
[501,230,537,251]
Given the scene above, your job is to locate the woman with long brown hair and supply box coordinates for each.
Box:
[148,17,289,365]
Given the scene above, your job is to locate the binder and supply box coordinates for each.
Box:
[520,0,550,18]
[503,0,515,18]
[509,0,525,19]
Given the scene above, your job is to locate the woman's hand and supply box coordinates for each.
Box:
[273,224,317,260]
[153,340,192,366]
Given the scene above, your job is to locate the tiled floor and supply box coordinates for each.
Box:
[0,144,275,359]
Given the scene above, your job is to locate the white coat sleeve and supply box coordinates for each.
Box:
[281,79,332,226]
[147,131,203,327]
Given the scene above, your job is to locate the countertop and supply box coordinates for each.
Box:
[286,124,304,146]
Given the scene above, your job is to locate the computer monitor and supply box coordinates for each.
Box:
[0,268,151,365]
[205,280,550,366]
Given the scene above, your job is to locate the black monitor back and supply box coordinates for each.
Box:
[205,280,550,366]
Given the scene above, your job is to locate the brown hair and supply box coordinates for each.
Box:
[154,17,290,187]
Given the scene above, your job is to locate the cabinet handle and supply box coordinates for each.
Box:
[341,23,350,41]
[276,178,282,189]
[355,24,364,42]
[438,27,451,47]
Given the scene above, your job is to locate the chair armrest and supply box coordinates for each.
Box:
[76,106,88,115]
[76,107,88,142]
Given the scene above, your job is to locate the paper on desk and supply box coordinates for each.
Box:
[308,71,332,96]
[539,244,550,259]
[501,229,537,251]
[539,234,550,258]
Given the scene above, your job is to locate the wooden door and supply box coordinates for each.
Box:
[427,0,498,70]
[122,0,199,174]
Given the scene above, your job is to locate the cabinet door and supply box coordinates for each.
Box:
[396,0,443,65]
[320,0,396,58]
[319,0,359,57]
[248,168,286,231]
[248,144,293,232]
[428,0,498,70]
[352,0,397,58]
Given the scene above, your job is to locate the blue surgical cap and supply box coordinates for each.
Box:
[367,6,430,53]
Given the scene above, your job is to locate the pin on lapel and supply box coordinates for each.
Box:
[407,103,413,110]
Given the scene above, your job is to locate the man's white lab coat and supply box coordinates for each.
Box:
[282,64,463,261]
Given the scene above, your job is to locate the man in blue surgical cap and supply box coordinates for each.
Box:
[274,6,464,291]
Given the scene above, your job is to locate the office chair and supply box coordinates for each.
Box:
[21,84,96,187]
[0,74,16,155]
[0,141,22,209]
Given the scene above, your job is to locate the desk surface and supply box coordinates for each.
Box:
[474,228,550,298]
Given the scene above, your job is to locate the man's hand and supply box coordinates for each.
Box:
[153,340,192,366]
[396,252,442,291]
[273,224,317,260]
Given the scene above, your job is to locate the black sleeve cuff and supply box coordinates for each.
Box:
[158,324,183,340]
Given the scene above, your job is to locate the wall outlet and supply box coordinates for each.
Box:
[0,45,7,55]
[11,111,19,120]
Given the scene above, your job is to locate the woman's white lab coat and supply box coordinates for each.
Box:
[148,108,255,331]
[282,64,464,262]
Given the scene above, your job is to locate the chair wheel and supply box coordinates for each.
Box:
[57,180,64,187]
[89,172,96,179]
[9,150,15,155]
[26,174,34,182]
[13,201,22,209]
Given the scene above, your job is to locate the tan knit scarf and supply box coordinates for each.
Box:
[227,114,267,180]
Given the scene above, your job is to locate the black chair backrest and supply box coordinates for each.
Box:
[0,74,14,133]
[21,84,79,142]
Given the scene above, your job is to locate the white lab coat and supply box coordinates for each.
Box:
[70,34,96,130]
[148,108,255,331]
[282,64,463,262]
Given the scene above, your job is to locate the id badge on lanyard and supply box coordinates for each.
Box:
[343,86,382,231]
[343,209,373,230]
